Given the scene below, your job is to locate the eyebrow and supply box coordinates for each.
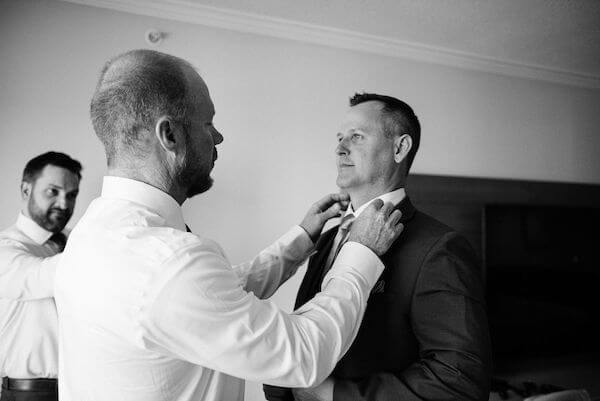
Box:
[47,184,78,193]
[338,128,366,135]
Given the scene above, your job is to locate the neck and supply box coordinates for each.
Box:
[347,181,405,211]
[107,164,187,205]
[22,206,33,220]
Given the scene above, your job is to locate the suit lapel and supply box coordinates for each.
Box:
[296,196,416,308]
[397,196,417,224]
[295,227,338,309]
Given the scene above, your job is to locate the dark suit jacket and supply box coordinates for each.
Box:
[264,197,492,401]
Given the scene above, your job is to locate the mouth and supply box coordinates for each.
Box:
[337,157,353,168]
[212,148,218,162]
[49,210,67,220]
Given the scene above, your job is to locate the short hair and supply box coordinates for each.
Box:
[350,92,421,171]
[22,151,82,183]
[90,49,192,165]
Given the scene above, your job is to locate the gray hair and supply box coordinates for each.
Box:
[90,49,191,165]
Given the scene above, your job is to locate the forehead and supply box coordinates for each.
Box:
[34,165,80,188]
[339,101,385,133]
[183,66,214,117]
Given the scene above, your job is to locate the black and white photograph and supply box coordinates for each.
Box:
[1,1,599,401]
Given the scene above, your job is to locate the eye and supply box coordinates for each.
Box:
[352,133,363,140]
[45,188,58,197]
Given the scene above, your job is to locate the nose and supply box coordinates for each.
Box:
[212,128,223,145]
[56,194,68,209]
[336,137,349,156]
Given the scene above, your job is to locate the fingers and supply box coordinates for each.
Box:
[388,209,402,226]
[379,202,395,218]
[369,198,384,210]
[314,193,350,213]
[364,200,395,218]
[320,202,343,220]
[365,198,384,213]
[392,223,405,240]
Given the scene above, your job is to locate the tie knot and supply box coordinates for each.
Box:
[339,213,355,233]
[48,232,67,252]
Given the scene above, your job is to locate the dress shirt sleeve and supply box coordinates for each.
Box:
[332,233,492,401]
[142,240,383,388]
[231,225,315,299]
[0,239,59,300]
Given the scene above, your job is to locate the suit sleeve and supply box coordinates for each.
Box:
[333,232,492,401]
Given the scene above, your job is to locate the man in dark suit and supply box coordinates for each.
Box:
[264,93,491,401]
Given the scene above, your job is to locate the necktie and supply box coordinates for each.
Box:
[321,213,355,282]
[48,232,67,253]
[185,225,192,233]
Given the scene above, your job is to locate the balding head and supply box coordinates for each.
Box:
[90,49,223,204]
[90,49,193,166]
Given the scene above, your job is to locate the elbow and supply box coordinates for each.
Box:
[304,368,331,388]
[472,361,492,401]
[456,359,492,401]
[290,334,339,388]
[291,353,334,388]
[425,353,491,401]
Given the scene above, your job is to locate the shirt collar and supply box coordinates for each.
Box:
[347,188,406,218]
[101,176,186,232]
[16,213,54,245]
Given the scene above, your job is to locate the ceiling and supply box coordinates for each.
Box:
[187,0,600,77]
[63,0,600,87]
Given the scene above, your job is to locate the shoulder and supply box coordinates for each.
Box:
[410,210,455,239]
[149,227,225,259]
[0,225,31,250]
[408,212,482,288]
[383,209,478,279]
[144,232,243,315]
[384,210,454,259]
[408,211,476,263]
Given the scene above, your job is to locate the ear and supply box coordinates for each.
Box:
[21,181,32,201]
[394,134,412,164]
[155,116,183,153]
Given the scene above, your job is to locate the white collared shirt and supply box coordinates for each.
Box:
[348,188,406,218]
[55,176,384,401]
[0,213,65,379]
[322,189,406,278]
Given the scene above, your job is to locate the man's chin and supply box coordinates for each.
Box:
[186,177,214,199]
[46,217,68,232]
[336,176,352,189]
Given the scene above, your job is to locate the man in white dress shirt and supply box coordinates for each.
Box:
[0,151,82,401]
[54,49,404,401]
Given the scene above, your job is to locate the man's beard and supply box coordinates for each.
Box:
[177,151,213,199]
[28,195,71,233]
[184,172,213,198]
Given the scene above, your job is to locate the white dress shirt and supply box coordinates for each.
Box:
[348,188,406,218]
[55,176,384,401]
[0,213,64,379]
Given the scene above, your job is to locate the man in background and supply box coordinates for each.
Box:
[265,93,491,401]
[0,151,82,401]
[54,49,404,401]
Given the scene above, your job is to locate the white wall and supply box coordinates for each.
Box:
[1,0,599,399]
